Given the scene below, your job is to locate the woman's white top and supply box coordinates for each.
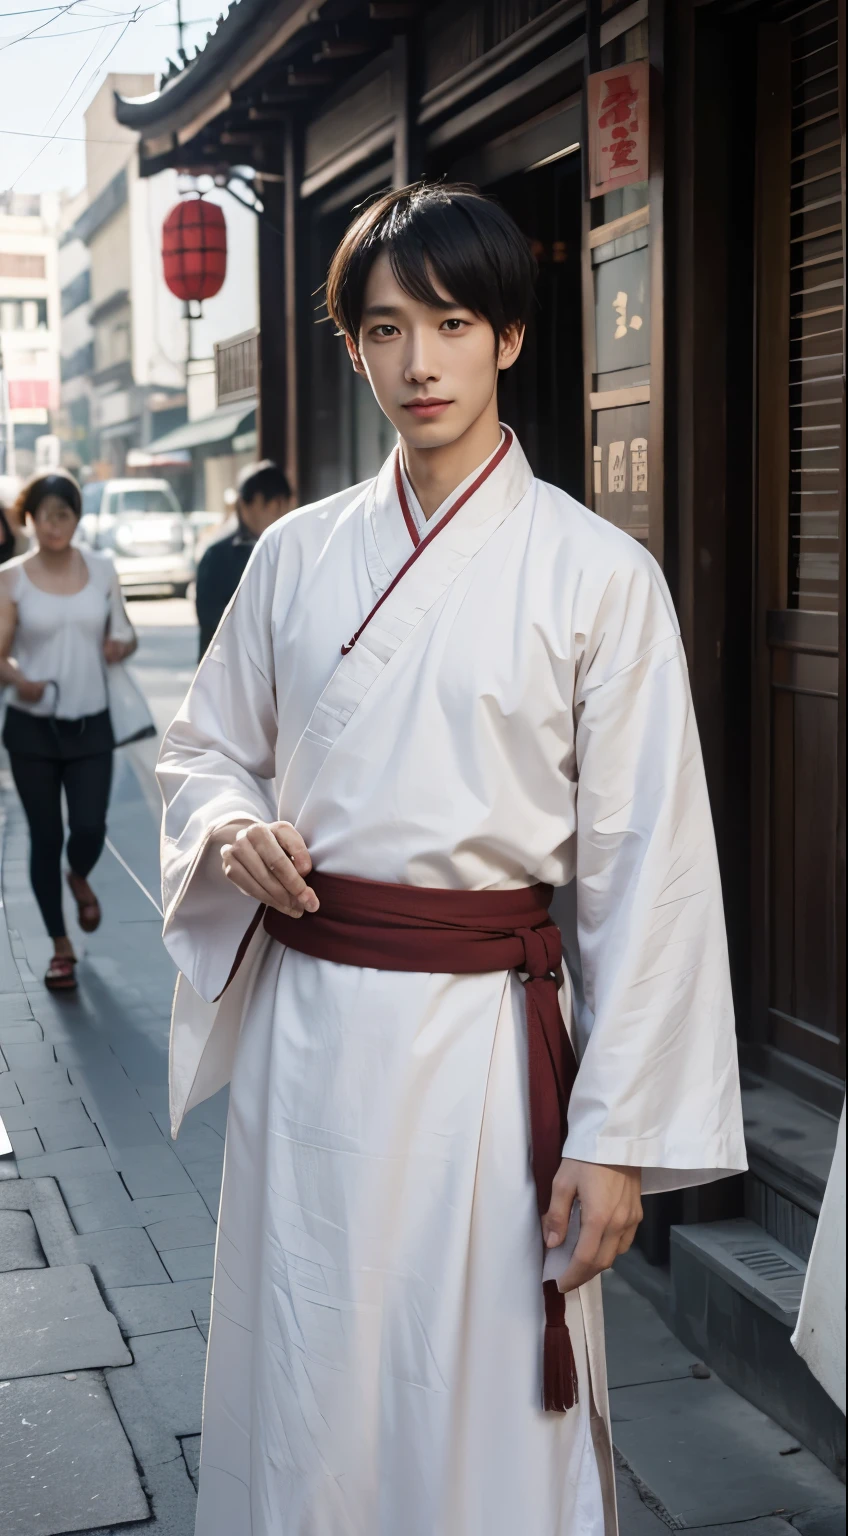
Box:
[6,548,134,720]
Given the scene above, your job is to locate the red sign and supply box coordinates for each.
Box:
[587,61,649,198]
[8,379,50,410]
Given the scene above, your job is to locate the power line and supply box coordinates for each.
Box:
[0,2,139,13]
[0,0,92,53]
[1,16,154,39]
[0,127,134,142]
[0,0,165,45]
[8,6,142,190]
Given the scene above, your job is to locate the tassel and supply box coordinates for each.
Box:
[542,1279,579,1413]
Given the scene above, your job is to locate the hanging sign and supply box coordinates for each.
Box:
[587,61,649,198]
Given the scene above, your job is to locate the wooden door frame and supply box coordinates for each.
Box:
[836,0,846,1083]
[751,21,792,1055]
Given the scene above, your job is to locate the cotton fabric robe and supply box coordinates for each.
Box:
[792,1102,845,1415]
[158,431,747,1536]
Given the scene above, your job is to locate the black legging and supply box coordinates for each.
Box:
[8,751,113,939]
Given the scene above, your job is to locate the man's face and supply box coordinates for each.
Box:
[240,493,288,537]
[349,252,523,450]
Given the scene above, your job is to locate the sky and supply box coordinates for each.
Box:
[0,0,223,196]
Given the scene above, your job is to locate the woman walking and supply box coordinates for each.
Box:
[0,472,137,990]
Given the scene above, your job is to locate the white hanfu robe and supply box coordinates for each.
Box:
[158,430,747,1536]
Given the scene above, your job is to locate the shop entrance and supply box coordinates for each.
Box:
[489,151,585,499]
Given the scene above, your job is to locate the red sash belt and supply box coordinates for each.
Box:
[263,871,580,1413]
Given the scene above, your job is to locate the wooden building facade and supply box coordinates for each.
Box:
[116,0,846,1466]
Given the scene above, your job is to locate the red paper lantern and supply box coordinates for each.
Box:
[161,197,227,305]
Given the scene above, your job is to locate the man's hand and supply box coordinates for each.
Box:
[542,1158,642,1294]
[218,820,319,918]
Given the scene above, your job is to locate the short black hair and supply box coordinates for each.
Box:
[237,460,291,506]
[325,182,537,342]
[15,471,82,522]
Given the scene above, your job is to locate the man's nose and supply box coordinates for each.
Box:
[404,329,440,384]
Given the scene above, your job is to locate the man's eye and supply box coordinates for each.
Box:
[373,324,398,337]
[442,318,466,331]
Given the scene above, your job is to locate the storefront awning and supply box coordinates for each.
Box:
[143,402,256,454]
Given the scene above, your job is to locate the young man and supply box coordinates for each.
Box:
[194,458,291,658]
[158,183,746,1536]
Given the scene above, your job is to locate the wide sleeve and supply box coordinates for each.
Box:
[156,535,279,1002]
[561,555,747,1193]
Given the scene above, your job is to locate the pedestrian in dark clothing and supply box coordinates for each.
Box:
[0,495,27,563]
[195,460,291,659]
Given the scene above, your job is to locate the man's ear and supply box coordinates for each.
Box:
[345,334,367,377]
[497,323,525,373]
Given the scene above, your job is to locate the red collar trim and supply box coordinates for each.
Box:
[394,451,421,550]
[342,428,513,656]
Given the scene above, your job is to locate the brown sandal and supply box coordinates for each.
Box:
[45,954,78,991]
[67,871,101,933]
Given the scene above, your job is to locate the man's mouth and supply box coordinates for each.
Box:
[403,398,452,419]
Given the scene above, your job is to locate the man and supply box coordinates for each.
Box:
[158,184,746,1536]
[194,458,291,658]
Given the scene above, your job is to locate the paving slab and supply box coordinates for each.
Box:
[617,1449,688,1536]
[104,1362,185,1470]
[791,1511,848,1536]
[159,1244,215,1281]
[0,1370,150,1536]
[170,1124,225,1166]
[0,1264,130,1378]
[83,1454,198,1536]
[27,1097,103,1153]
[12,1065,79,1103]
[15,1143,115,1179]
[177,1158,223,1218]
[180,1435,201,1491]
[104,1278,213,1338]
[91,1105,169,1160]
[131,1192,210,1226]
[0,1073,22,1107]
[7,1128,42,1160]
[0,1177,80,1265]
[114,1144,195,1198]
[63,1172,139,1232]
[610,1374,845,1527]
[77,1226,171,1287]
[0,999,39,1028]
[0,1103,32,1130]
[1,1041,56,1071]
[0,1209,45,1271]
[127,1327,208,1439]
[146,1214,217,1252]
[0,1021,43,1044]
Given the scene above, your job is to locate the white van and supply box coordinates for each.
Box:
[78,478,194,596]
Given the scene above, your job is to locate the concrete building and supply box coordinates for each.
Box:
[0,190,61,479]
[56,187,94,471]
[67,74,188,474]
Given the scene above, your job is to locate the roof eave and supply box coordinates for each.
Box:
[113,0,314,140]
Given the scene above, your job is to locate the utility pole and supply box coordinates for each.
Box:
[176,0,187,64]
[0,336,15,479]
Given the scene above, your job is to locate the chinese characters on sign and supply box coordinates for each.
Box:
[613,290,643,338]
[587,61,649,198]
[595,438,648,497]
[595,248,650,373]
[593,404,650,542]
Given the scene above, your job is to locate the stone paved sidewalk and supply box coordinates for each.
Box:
[1,605,845,1534]
[1,744,215,1534]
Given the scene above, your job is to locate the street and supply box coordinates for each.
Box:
[1,598,844,1536]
